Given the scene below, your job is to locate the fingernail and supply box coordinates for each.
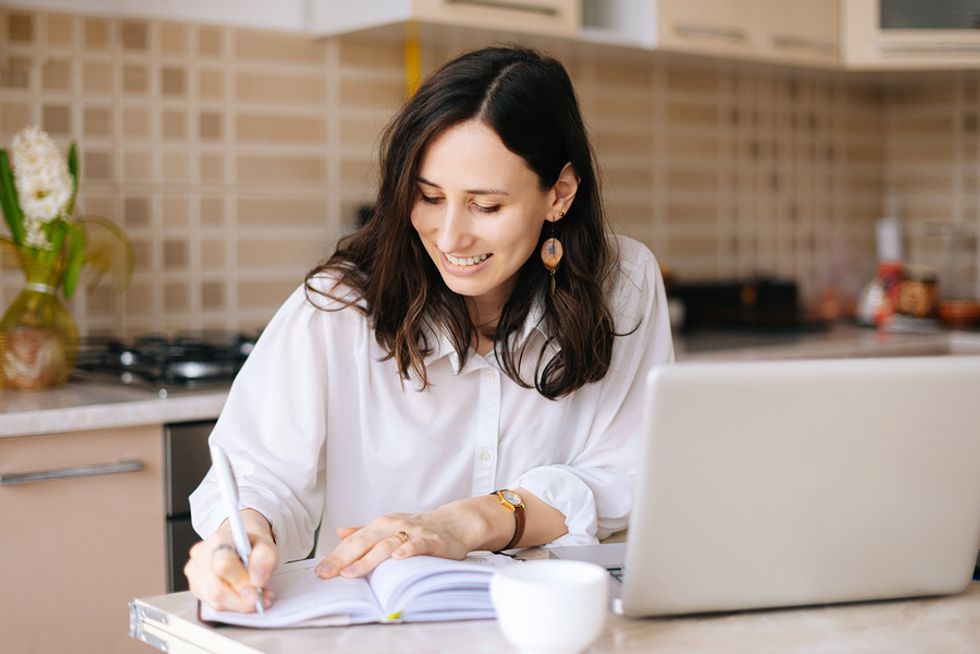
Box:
[340,566,359,578]
[315,564,334,578]
[241,587,256,603]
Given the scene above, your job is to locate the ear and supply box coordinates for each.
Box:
[548,162,579,222]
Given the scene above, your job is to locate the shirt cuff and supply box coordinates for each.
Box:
[512,464,601,546]
[189,471,315,563]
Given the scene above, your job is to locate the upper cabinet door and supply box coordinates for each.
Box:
[756,0,840,67]
[842,0,980,69]
[656,0,761,58]
[310,0,579,38]
[412,0,580,36]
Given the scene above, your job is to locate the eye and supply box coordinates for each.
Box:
[474,204,501,215]
[419,194,442,205]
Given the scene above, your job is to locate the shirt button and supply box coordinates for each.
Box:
[483,369,496,382]
[480,450,492,463]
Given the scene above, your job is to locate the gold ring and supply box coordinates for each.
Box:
[395,530,409,544]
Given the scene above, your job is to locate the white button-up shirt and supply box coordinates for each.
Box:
[190,235,674,561]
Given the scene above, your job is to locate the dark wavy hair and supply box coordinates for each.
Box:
[305,45,620,399]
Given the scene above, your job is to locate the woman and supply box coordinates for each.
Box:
[186,45,673,613]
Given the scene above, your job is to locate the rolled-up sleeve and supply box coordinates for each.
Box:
[189,283,332,562]
[514,245,674,545]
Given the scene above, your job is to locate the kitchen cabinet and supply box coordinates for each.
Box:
[756,0,839,67]
[596,0,839,67]
[29,0,980,71]
[310,0,581,38]
[0,425,166,654]
[841,0,980,69]
[655,0,761,60]
[592,0,979,70]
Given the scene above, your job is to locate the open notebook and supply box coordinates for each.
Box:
[199,552,515,627]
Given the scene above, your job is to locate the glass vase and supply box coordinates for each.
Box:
[0,257,78,390]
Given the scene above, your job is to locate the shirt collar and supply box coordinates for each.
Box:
[516,291,550,346]
[421,318,461,374]
[421,293,557,375]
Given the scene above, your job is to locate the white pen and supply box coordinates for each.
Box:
[210,444,265,614]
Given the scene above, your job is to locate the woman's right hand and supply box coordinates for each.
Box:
[184,508,279,612]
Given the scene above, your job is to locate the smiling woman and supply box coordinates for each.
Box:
[185,45,674,616]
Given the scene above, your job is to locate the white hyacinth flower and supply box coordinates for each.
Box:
[24,217,51,249]
[10,126,73,225]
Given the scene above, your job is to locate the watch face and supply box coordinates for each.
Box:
[501,490,521,506]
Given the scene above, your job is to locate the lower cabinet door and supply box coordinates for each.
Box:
[0,425,166,654]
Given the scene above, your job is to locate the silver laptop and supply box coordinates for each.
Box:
[551,356,980,617]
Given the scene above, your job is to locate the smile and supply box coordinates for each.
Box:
[444,252,490,267]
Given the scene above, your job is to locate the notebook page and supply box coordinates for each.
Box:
[200,558,381,628]
[368,552,514,620]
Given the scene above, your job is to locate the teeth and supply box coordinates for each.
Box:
[445,253,489,267]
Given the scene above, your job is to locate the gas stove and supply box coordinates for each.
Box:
[72,331,257,397]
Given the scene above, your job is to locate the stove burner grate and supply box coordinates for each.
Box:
[74,331,257,390]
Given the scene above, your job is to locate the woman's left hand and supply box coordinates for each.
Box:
[314,502,485,579]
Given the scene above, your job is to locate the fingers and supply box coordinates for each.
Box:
[211,543,250,590]
[336,526,360,539]
[338,533,407,578]
[315,529,372,579]
[248,540,279,588]
[185,539,276,613]
[391,534,418,560]
[317,517,420,580]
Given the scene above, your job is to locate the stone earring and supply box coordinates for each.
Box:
[540,211,565,295]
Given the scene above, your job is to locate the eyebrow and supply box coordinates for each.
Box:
[417,176,510,196]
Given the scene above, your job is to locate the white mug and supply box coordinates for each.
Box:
[490,560,608,654]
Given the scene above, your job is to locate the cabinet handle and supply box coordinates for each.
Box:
[772,34,836,55]
[675,23,748,42]
[880,42,980,54]
[443,0,560,16]
[0,459,145,486]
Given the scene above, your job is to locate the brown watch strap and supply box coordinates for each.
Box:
[504,501,525,550]
[492,490,526,551]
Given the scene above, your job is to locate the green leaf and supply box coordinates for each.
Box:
[0,149,24,247]
[62,222,86,300]
[36,219,67,270]
[66,141,79,216]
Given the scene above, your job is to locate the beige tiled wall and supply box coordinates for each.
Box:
[3,7,966,338]
[883,75,980,300]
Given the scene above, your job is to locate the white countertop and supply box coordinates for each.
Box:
[2,324,978,439]
[0,380,228,438]
[676,324,980,361]
[131,581,980,654]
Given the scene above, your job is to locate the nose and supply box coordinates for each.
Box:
[433,202,474,255]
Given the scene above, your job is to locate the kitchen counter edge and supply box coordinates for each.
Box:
[0,386,227,438]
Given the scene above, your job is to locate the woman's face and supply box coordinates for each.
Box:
[411,119,571,317]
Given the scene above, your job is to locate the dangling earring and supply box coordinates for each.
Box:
[540,211,564,295]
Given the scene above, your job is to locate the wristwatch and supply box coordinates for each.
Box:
[491,489,525,551]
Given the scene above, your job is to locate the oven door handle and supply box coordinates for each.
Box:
[0,459,145,486]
